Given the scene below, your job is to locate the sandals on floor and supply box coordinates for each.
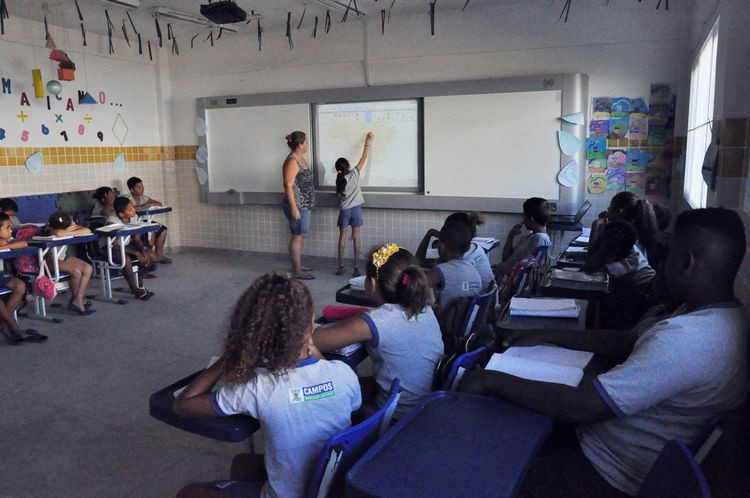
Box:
[6,333,25,345]
[294,273,316,280]
[134,289,155,301]
[335,266,345,276]
[157,257,173,264]
[67,302,96,316]
[23,329,48,343]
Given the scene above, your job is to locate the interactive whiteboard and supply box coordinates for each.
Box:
[314,100,420,191]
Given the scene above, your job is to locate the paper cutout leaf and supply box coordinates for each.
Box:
[561,112,584,125]
[113,153,126,172]
[25,151,43,174]
[558,130,581,157]
[195,166,209,185]
[195,117,207,137]
[557,160,578,188]
[196,145,208,164]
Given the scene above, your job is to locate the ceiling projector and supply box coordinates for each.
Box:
[200,1,247,24]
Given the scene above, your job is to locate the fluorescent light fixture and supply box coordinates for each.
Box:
[150,6,239,33]
[101,0,141,8]
[315,0,366,17]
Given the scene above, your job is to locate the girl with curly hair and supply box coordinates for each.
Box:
[174,273,361,498]
[314,244,444,419]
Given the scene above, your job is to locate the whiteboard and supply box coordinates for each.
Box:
[424,91,562,199]
[206,104,311,193]
[314,100,419,190]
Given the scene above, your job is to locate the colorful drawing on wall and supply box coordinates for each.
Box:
[557,160,578,187]
[195,117,207,137]
[589,119,608,138]
[586,138,606,160]
[25,151,43,174]
[592,97,611,119]
[631,98,648,114]
[626,150,648,171]
[648,125,668,146]
[610,97,631,118]
[625,172,646,195]
[627,114,648,140]
[606,148,627,169]
[561,112,585,125]
[113,153,126,172]
[587,158,606,172]
[195,166,209,185]
[607,167,626,191]
[646,173,666,196]
[558,130,581,156]
[608,117,628,139]
[588,173,607,194]
[196,145,208,163]
[648,105,671,127]
[111,113,128,145]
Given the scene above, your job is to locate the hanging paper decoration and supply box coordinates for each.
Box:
[286,12,293,49]
[558,130,581,156]
[171,34,179,55]
[121,20,130,46]
[559,0,572,22]
[74,0,86,46]
[429,1,436,38]
[25,151,43,174]
[381,10,385,35]
[557,160,579,188]
[206,30,214,47]
[190,32,199,49]
[147,40,152,60]
[51,48,76,81]
[104,10,115,54]
[217,27,224,40]
[324,10,331,33]
[0,0,8,36]
[32,69,44,98]
[312,16,318,38]
[387,0,396,23]
[126,11,140,54]
[342,0,353,23]
[46,80,62,95]
[44,16,55,48]
[196,145,208,164]
[561,112,585,125]
[462,0,470,11]
[257,19,263,50]
[154,17,162,47]
[167,23,172,40]
[79,91,97,104]
[195,117,207,136]
[656,0,669,10]
[296,5,306,29]
[195,167,209,185]
[113,153,126,173]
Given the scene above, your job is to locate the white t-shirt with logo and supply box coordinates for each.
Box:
[213,358,362,498]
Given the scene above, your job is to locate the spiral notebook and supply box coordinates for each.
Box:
[486,345,593,388]
[509,297,579,318]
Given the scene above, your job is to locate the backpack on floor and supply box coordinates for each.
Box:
[13,225,41,275]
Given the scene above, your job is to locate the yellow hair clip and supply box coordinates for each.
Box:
[372,243,402,275]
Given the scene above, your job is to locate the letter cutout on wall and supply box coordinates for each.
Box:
[97,131,104,142]
[20,92,30,106]
[98,91,105,104]
[41,124,50,135]
[0,128,5,140]
[60,130,68,141]
[78,124,85,135]
[20,130,29,142]
[1,78,10,94]
[66,98,75,111]
[55,114,63,123]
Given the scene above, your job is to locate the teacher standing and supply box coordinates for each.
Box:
[282,131,315,280]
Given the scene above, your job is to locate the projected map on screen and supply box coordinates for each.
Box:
[315,100,419,190]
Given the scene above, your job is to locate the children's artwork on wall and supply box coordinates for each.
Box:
[196,145,208,163]
[113,153,126,172]
[557,130,581,156]
[630,98,648,114]
[608,117,628,139]
[607,167,626,191]
[588,173,607,194]
[25,150,43,174]
[626,149,648,171]
[561,112,585,125]
[625,172,646,195]
[589,119,608,138]
[610,97,631,118]
[195,166,209,185]
[607,148,627,169]
[592,97,611,119]
[646,173,666,196]
[587,158,606,172]
[557,160,578,187]
[648,125,668,146]
[586,138,606,160]
[627,114,648,140]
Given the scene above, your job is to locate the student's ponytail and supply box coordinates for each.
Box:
[395,265,431,319]
[334,157,349,200]
[630,199,658,251]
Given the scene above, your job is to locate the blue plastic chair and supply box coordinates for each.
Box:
[304,378,401,498]
[442,346,488,391]
[637,439,712,498]
[458,281,497,338]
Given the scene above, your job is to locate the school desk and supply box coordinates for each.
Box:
[336,284,376,307]
[0,246,38,267]
[324,344,369,371]
[547,221,583,260]
[345,391,553,498]
[135,206,173,223]
[497,298,589,331]
[538,270,609,328]
[149,369,260,443]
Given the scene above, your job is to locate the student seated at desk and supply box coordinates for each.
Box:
[91,186,115,218]
[416,212,494,289]
[460,207,748,497]
[173,274,361,498]
[590,192,658,268]
[584,221,655,328]
[0,198,21,230]
[46,212,96,316]
[428,221,483,312]
[651,203,672,270]
[104,197,155,301]
[314,244,443,419]
[126,176,171,264]
[0,214,47,344]
[496,197,552,277]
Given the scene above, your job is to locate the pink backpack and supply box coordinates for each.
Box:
[13,225,41,274]
[34,262,57,301]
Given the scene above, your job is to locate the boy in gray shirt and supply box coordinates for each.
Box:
[429,221,482,312]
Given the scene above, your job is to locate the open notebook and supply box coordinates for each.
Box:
[173,356,223,398]
[486,345,593,388]
[509,297,579,318]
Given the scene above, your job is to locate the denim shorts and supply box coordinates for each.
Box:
[283,205,311,236]
[338,205,364,229]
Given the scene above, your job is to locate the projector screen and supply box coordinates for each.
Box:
[313,100,420,191]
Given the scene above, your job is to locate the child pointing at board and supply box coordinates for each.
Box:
[335,131,374,276]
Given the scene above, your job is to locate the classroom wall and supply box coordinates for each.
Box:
[163,0,689,259]
[0,16,181,242]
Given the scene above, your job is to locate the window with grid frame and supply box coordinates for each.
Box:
[684,18,720,209]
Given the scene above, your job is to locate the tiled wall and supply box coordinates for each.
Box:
[0,146,197,166]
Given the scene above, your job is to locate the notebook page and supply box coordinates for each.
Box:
[510,297,577,312]
[503,345,593,369]
[485,353,584,388]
